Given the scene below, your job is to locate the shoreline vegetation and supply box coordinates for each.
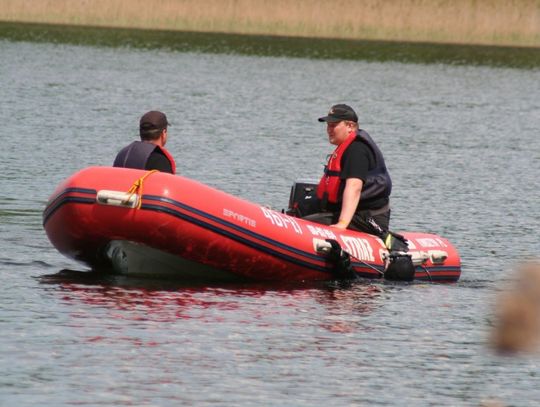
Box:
[0,0,539,48]
[1,22,539,69]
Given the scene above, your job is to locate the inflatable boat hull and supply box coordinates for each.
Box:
[43,167,461,282]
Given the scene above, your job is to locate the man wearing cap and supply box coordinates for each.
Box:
[305,104,392,234]
[113,110,176,174]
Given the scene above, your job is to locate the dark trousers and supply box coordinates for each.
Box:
[303,209,390,237]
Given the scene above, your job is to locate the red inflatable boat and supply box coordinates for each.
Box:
[43,167,461,282]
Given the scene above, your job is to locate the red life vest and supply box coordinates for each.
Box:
[160,146,177,174]
[316,131,357,204]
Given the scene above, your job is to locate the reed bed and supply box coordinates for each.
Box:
[0,0,539,47]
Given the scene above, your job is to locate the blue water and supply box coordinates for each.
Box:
[1,34,540,406]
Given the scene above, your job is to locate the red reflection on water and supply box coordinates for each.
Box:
[40,270,385,335]
[57,283,249,322]
[314,285,384,333]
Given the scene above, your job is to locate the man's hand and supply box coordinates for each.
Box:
[330,220,348,229]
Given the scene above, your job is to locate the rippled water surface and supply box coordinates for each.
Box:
[1,33,540,406]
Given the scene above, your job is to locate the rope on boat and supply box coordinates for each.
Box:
[124,170,158,209]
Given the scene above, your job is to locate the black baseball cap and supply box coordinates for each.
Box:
[318,104,358,123]
[140,111,169,134]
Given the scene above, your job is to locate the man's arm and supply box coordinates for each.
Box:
[331,177,363,229]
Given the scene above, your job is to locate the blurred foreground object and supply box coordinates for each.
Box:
[492,261,540,354]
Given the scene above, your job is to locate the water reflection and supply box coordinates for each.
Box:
[1,21,538,69]
[39,269,385,332]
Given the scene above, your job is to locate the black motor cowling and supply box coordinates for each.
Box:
[323,239,357,280]
[384,252,415,281]
[286,181,320,218]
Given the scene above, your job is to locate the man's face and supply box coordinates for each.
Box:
[326,121,353,145]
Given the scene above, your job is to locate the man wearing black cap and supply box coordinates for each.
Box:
[305,104,392,234]
[113,110,176,174]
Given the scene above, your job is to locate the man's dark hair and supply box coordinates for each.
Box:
[140,128,165,141]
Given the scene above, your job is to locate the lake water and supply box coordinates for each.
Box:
[1,25,540,406]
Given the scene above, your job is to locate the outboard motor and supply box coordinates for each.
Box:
[286,180,320,218]
[382,231,415,281]
[318,239,357,280]
[384,252,415,281]
[289,180,415,281]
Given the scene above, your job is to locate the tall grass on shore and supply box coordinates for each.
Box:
[0,0,539,47]
[3,21,539,68]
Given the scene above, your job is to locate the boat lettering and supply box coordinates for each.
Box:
[415,237,448,248]
[223,209,256,227]
[341,236,375,262]
[260,207,302,234]
[306,224,337,240]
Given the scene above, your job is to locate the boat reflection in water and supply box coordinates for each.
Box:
[39,269,385,334]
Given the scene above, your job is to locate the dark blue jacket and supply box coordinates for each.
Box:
[113,141,175,174]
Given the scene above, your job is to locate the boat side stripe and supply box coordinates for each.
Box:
[42,189,459,279]
[141,197,461,276]
[43,190,344,273]
[42,190,96,225]
[143,195,327,262]
[46,187,96,209]
[142,194,385,273]
[140,203,343,275]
